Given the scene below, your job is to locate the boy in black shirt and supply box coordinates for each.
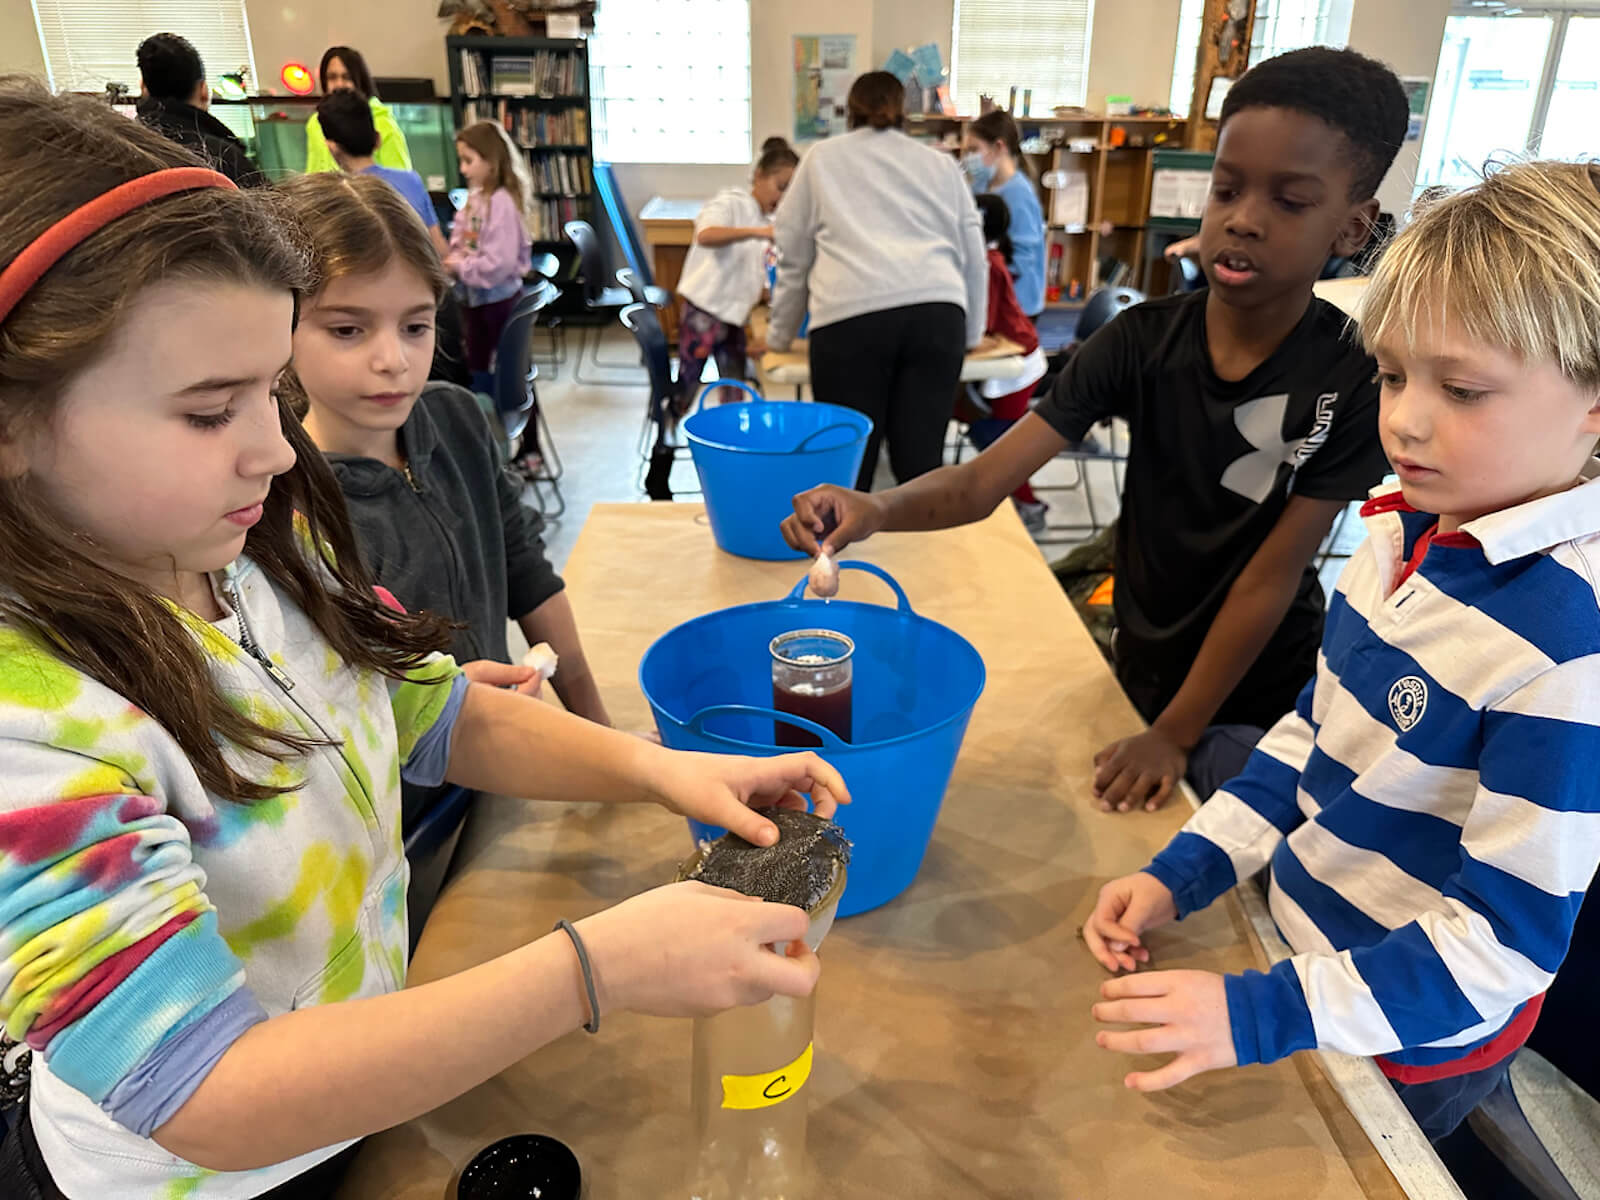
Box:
[781,47,1407,813]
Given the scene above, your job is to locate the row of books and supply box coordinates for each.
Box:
[528,196,587,242]
[515,106,587,146]
[457,49,585,97]
[527,152,592,197]
[461,100,589,146]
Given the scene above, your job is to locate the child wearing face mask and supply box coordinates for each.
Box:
[673,137,799,410]
[964,111,1045,321]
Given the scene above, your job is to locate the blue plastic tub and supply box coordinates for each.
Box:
[683,385,871,561]
[639,562,985,917]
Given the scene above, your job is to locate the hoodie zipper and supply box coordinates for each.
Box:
[220,566,380,823]
[394,461,477,655]
[223,569,295,693]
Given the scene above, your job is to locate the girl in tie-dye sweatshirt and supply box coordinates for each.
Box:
[0,83,846,1200]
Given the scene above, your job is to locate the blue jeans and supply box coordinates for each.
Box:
[1391,1056,1514,1142]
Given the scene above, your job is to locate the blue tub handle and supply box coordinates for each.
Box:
[785,560,913,613]
[693,380,765,410]
[790,421,862,454]
[685,703,848,750]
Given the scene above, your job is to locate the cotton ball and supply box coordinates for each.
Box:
[809,551,839,598]
[522,642,559,683]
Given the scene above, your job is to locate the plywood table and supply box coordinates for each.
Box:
[339,504,1455,1200]
[639,196,703,345]
[749,305,1028,400]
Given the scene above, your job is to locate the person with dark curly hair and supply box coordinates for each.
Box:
[783,47,1407,812]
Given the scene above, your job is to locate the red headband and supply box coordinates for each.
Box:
[0,167,238,327]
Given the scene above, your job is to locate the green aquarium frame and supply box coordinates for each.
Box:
[210,96,461,190]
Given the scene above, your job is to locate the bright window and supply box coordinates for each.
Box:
[1168,0,1209,117]
[30,0,257,94]
[951,0,1097,115]
[588,0,752,164]
[1416,8,1600,194]
[1168,0,1353,117]
[1247,0,1352,66]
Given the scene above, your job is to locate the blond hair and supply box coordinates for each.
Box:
[1361,161,1600,392]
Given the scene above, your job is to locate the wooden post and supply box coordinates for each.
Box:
[1185,0,1259,150]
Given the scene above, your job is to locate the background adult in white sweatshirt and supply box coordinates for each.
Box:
[769,72,988,489]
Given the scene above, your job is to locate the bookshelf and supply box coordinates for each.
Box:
[907,113,1186,306]
[446,35,596,246]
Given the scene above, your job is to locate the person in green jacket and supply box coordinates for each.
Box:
[303,45,412,174]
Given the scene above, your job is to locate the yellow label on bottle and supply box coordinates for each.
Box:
[720,1042,814,1110]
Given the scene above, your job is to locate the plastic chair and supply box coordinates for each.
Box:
[564,219,654,383]
[616,265,670,309]
[492,283,565,517]
[1075,285,1145,341]
[523,251,567,379]
[619,302,701,501]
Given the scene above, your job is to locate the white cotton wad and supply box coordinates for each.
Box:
[522,642,559,683]
[809,551,839,598]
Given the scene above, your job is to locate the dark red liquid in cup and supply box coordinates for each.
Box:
[772,680,853,747]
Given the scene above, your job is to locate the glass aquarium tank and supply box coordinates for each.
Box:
[210,97,460,190]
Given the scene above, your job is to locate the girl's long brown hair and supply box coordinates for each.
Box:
[0,78,452,802]
[457,120,535,231]
[275,171,451,417]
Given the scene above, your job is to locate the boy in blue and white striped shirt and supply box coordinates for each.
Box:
[1084,161,1600,1141]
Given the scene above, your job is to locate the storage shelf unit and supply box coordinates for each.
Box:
[907,113,1186,305]
[447,35,596,246]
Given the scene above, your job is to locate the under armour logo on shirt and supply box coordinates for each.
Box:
[1220,391,1341,504]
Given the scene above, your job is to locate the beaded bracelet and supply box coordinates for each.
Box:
[554,919,601,1034]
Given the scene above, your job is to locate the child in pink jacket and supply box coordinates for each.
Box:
[447,121,533,384]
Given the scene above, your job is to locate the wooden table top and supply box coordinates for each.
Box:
[339,504,1413,1200]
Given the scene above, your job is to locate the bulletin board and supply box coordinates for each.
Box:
[793,34,856,141]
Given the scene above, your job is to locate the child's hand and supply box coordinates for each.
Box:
[1093,726,1188,812]
[462,659,543,697]
[651,750,850,847]
[577,881,819,1018]
[1093,969,1236,1091]
[1082,872,1177,973]
[780,485,885,556]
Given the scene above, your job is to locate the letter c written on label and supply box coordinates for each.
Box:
[720,1042,814,1110]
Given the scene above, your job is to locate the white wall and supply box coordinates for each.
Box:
[0,1,47,76]
[1346,0,1452,217]
[246,0,451,91]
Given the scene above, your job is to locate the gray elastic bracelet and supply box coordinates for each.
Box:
[555,919,601,1034]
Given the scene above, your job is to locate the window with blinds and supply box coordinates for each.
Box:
[951,0,1097,115]
[30,0,257,95]
[588,0,752,164]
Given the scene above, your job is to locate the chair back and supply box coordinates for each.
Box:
[529,250,562,282]
[619,301,675,421]
[562,219,610,305]
[491,282,558,444]
[1075,285,1145,342]
[594,160,653,285]
[616,266,650,305]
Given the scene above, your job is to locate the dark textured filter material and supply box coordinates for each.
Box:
[683,809,852,910]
